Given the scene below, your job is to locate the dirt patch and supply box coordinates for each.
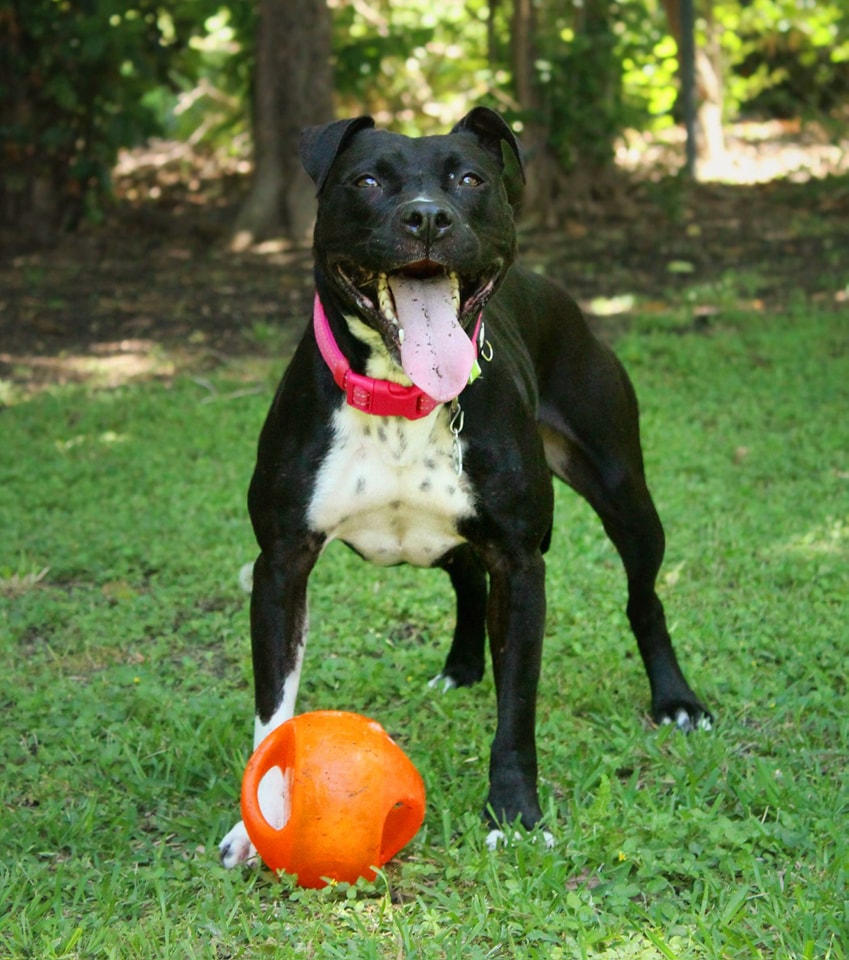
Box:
[2,122,848,392]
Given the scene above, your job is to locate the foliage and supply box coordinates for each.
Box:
[150,5,255,147]
[331,0,495,131]
[709,0,849,119]
[0,0,240,227]
[1,300,848,958]
[3,0,849,228]
[512,0,668,171]
[329,0,849,166]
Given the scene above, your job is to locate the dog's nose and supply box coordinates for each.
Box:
[399,200,454,243]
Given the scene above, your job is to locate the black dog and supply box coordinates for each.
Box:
[220,107,711,867]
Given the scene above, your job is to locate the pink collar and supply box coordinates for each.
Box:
[312,293,481,420]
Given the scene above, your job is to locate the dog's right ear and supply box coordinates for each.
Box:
[300,117,375,194]
[451,107,525,208]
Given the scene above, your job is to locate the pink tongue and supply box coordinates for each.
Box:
[389,274,475,403]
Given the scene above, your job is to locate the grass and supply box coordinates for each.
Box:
[1,300,847,959]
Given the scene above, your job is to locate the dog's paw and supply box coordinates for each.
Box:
[219,820,256,869]
[427,673,458,693]
[485,828,555,852]
[428,660,484,691]
[659,706,714,733]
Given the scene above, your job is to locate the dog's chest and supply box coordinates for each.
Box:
[307,403,476,566]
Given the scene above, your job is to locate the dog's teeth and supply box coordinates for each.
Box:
[450,272,461,312]
[377,273,397,324]
[398,327,405,344]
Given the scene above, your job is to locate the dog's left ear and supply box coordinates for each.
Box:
[300,116,376,194]
[452,107,525,207]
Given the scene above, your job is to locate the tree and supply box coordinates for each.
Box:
[509,0,559,219]
[0,0,178,234]
[506,0,629,219]
[661,0,726,174]
[229,0,333,249]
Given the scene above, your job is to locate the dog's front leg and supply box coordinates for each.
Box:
[481,547,547,839]
[219,539,321,868]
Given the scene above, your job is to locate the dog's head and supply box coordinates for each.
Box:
[300,108,524,401]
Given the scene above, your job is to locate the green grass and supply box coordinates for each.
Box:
[1,303,847,959]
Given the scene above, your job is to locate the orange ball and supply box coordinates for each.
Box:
[241,711,426,888]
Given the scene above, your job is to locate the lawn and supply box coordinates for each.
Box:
[1,300,847,959]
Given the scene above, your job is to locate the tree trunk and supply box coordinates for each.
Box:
[230,0,333,250]
[0,10,61,235]
[696,2,726,172]
[662,0,726,175]
[510,0,559,224]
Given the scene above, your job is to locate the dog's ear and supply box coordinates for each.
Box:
[452,107,525,207]
[300,117,375,193]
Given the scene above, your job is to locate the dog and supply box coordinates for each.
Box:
[219,107,712,867]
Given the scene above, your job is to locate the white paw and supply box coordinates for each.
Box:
[485,828,555,851]
[219,820,256,869]
[485,828,507,851]
[661,708,713,733]
[427,673,458,693]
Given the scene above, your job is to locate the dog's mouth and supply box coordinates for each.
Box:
[335,260,499,402]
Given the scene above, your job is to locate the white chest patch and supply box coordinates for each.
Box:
[307,403,476,566]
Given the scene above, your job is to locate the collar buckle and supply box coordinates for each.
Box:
[344,372,438,419]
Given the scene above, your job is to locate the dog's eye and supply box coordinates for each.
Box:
[459,172,483,187]
[354,174,380,189]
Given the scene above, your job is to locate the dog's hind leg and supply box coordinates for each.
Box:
[593,465,711,730]
[429,544,488,690]
[539,351,712,731]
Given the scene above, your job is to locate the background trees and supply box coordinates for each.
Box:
[0,0,238,233]
[2,0,848,237]
[229,0,333,248]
